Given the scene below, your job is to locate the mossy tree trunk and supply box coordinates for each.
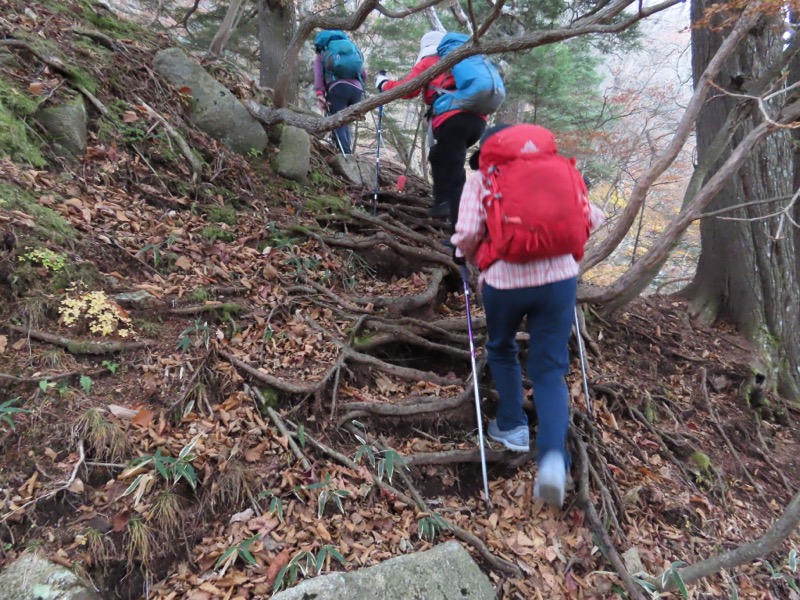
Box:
[682,0,800,400]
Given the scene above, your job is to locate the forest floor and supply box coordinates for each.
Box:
[1,1,800,599]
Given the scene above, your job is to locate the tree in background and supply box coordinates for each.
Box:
[682,0,800,399]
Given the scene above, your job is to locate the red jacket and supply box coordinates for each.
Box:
[382,56,484,130]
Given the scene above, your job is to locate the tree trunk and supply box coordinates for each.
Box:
[257,0,296,93]
[683,0,800,400]
[210,0,247,56]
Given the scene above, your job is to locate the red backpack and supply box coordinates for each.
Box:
[474,124,591,271]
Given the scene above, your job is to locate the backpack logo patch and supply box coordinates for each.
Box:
[520,140,539,154]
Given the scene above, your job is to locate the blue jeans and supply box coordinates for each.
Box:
[482,277,577,465]
[326,82,363,154]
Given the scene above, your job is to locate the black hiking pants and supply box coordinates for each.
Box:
[428,112,486,227]
[326,82,363,155]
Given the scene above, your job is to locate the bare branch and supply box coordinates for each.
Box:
[258,0,682,129]
[475,0,505,41]
[581,2,763,272]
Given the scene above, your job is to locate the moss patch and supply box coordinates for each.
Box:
[0,80,46,167]
[304,194,350,216]
[0,182,75,244]
[205,205,238,226]
[201,226,236,244]
[688,451,711,473]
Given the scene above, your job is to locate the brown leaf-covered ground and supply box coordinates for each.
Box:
[1,2,799,599]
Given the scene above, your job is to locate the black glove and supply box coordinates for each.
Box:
[453,246,466,266]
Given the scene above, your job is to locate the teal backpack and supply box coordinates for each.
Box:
[433,32,505,116]
[314,30,364,84]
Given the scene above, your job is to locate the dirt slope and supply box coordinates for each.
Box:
[1,2,799,599]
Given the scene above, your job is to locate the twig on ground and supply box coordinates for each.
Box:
[137,98,204,182]
[247,385,312,472]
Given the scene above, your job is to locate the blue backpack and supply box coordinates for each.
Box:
[433,33,506,116]
[314,30,364,84]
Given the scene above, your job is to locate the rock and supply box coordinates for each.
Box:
[273,125,310,183]
[329,154,377,188]
[271,541,496,600]
[622,546,646,577]
[153,48,267,155]
[0,553,102,600]
[112,289,157,308]
[37,98,87,158]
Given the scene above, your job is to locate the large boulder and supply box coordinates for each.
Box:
[37,97,87,158]
[273,125,310,182]
[0,553,102,600]
[329,154,377,189]
[272,541,496,600]
[153,48,267,155]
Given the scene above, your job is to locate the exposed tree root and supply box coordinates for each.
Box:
[248,385,312,472]
[573,434,647,600]
[0,368,103,383]
[334,423,523,577]
[4,325,151,355]
[138,98,203,182]
[350,268,446,315]
[337,389,471,427]
[320,232,453,269]
[168,302,247,316]
[699,368,770,509]
[754,424,794,492]
[219,349,336,395]
[404,448,525,467]
[353,319,470,359]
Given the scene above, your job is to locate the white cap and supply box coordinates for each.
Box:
[416,30,445,63]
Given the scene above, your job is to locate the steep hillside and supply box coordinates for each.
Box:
[1,2,799,599]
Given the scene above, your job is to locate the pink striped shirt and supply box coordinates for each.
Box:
[451,171,605,290]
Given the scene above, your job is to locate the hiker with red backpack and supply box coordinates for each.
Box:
[314,30,367,155]
[376,31,505,227]
[452,123,605,508]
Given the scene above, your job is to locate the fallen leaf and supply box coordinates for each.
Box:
[266,548,292,586]
[0,335,6,354]
[112,509,129,532]
[44,447,58,460]
[230,508,254,524]
[174,256,192,271]
[108,404,137,420]
[29,81,44,94]
[178,86,193,95]
[122,111,139,123]
[131,408,154,428]
[67,478,84,494]
[12,337,26,351]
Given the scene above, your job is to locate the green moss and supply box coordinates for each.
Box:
[258,386,279,410]
[133,318,163,337]
[0,81,46,167]
[201,226,236,243]
[0,182,74,244]
[205,205,238,226]
[689,451,711,473]
[643,400,658,422]
[50,261,100,292]
[190,288,210,303]
[305,194,350,215]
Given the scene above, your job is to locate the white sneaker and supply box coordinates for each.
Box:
[534,452,566,508]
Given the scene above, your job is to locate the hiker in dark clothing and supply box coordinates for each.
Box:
[376,31,487,226]
[314,30,367,155]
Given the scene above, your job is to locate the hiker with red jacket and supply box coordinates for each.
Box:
[314,30,367,155]
[376,31,501,226]
[452,123,605,508]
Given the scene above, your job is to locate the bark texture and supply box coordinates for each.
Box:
[258,0,296,93]
[684,0,800,400]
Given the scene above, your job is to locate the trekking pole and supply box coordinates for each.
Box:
[460,264,492,512]
[574,305,593,418]
[372,103,383,216]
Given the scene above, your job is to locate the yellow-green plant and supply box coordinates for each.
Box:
[21,248,66,273]
[59,290,132,337]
